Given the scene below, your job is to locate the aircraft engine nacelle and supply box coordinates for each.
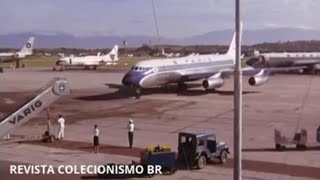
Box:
[248,70,269,86]
[202,76,224,90]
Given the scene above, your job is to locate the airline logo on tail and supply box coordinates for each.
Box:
[20,37,35,55]
[107,45,119,61]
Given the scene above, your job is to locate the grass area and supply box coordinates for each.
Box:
[0,56,58,68]
[0,55,248,69]
[0,56,151,69]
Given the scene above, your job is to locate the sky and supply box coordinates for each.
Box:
[1,0,319,38]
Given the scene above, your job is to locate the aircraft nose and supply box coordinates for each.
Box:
[245,57,259,66]
[122,71,143,87]
[56,60,67,65]
[122,74,132,86]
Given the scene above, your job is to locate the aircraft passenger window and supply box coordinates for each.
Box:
[173,61,177,64]
[310,54,313,57]
[134,67,139,71]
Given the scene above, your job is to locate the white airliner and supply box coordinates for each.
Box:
[246,50,320,74]
[55,45,119,70]
[161,48,180,57]
[122,25,304,98]
[0,37,35,62]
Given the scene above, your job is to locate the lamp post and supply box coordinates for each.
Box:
[234,0,242,180]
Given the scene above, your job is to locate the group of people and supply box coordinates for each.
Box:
[5,114,135,153]
[50,114,135,153]
[93,118,135,153]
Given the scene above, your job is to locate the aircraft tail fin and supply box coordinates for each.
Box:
[19,37,35,55]
[161,48,165,55]
[106,45,118,61]
[253,49,260,56]
[227,22,242,63]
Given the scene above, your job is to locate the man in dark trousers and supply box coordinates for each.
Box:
[128,119,134,148]
[93,124,99,153]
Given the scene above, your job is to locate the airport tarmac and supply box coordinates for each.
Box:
[1,67,320,180]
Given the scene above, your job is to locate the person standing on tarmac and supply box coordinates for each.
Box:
[128,119,134,148]
[93,124,99,153]
[47,117,52,135]
[57,114,65,140]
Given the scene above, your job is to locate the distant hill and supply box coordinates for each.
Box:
[1,28,320,48]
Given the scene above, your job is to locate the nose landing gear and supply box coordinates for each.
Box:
[135,88,142,99]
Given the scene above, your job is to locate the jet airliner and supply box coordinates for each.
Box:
[0,37,35,62]
[55,45,118,70]
[122,25,303,98]
[246,50,320,74]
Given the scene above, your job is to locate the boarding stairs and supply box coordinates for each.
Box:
[0,78,70,138]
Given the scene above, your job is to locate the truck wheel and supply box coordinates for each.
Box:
[219,150,228,164]
[275,144,281,150]
[197,155,206,169]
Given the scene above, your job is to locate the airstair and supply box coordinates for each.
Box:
[0,78,70,138]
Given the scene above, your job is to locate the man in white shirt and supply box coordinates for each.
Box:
[57,114,65,140]
[128,119,134,148]
[93,124,99,153]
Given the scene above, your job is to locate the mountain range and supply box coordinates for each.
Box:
[1,28,320,49]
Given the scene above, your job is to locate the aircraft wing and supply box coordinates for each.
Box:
[293,59,320,66]
[241,66,306,76]
[179,66,306,80]
[221,66,307,77]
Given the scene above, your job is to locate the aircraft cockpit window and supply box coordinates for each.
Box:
[132,66,152,72]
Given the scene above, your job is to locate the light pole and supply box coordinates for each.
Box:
[234,0,242,180]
